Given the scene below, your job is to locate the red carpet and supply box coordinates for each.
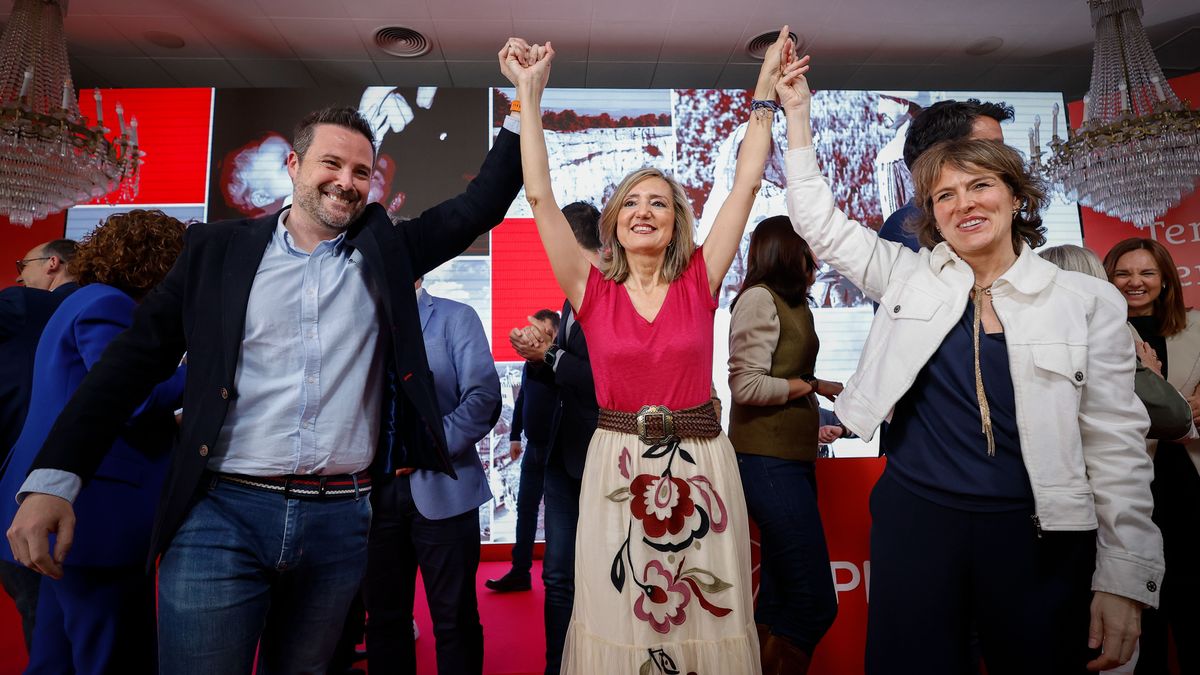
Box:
[0,560,546,675]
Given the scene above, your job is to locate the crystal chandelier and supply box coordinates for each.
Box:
[1040,0,1200,228]
[0,0,141,227]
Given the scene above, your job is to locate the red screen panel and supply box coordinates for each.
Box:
[491,217,569,361]
[77,88,212,206]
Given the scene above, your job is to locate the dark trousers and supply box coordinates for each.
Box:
[29,565,156,675]
[541,456,582,675]
[364,475,483,675]
[1137,443,1200,675]
[511,440,547,575]
[866,470,1098,675]
[737,454,837,655]
[0,559,40,652]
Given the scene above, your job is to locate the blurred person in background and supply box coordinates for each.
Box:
[0,238,77,651]
[0,212,186,674]
[1103,237,1200,674]
[727,215,841,674]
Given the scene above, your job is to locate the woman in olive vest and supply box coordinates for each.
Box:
[727,215,841,675]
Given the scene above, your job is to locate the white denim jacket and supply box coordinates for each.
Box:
[785,146,1163,607]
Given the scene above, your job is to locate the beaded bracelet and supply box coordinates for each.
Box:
[750,99,781,113]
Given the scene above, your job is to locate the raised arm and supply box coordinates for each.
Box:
[504,40,590,310]
[701,27,803,294]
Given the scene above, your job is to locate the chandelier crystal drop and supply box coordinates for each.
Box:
[0,0,142,227]
[1041,0,1200,228]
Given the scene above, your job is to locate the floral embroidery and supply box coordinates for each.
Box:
[610,434,735,635]
[633,560,691,634]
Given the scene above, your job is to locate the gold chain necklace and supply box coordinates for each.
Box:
[972,284,996,457]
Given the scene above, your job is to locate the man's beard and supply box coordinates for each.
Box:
[293,181,364,231]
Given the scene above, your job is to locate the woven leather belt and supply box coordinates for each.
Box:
[598,401,721,445]
[215,471,371,500]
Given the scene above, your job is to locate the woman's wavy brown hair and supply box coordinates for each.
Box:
[599,167,696,284]
[72,209,186,301]
[1102,237,1188,336]
[910,138,1047,253]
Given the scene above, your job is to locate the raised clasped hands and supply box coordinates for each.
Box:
[756,26,798,97]
[499,38,554,94]
[776,49,812,117]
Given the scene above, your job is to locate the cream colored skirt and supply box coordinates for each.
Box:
[561,428,761,674]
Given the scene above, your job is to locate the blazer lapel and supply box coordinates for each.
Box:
[221,214,276,382]
[418,288,434,330]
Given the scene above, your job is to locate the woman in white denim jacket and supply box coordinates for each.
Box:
[775,66,1162,674]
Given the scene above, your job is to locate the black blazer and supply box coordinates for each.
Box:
[31,128,523,564]
[531,301,598,479]
[0,283,78,464]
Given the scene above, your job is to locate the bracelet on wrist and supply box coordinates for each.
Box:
[510,99,521,113]
[751,99,781,113]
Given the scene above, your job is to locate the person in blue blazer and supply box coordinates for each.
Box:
[0,210,187,674]
[363,277,500,674]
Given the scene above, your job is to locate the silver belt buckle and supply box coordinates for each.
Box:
[636,404,673,445]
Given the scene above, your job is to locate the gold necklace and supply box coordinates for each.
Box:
[972,284,996,457]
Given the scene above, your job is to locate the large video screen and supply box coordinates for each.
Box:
[71,85,1077,546]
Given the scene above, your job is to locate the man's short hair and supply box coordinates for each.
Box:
[562,201,601,251]
[41,239,77,265]
[532,308,560,330]
[293,107,376,160]
[902,99,1014,169]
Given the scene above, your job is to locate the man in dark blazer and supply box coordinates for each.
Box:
[7,44,539,673]
[0,238,77,651]
[509,201,600,674]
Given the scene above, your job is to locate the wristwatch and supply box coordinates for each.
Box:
[543,344,561,368]
[800,374,819,388]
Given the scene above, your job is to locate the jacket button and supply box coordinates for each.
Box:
[199,444,209,457]
[1074,371,1084,382]
[220,387,229,400]
[893,305,901,313]
[1147,580,1157,592]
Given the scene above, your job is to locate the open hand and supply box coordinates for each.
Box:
[7,493,75,579]
[1085,591,1141,671]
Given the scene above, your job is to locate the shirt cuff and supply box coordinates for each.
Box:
[17,469,82,505]
[502,114,521,135]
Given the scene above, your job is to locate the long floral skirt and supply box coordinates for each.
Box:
[561,428,761,674]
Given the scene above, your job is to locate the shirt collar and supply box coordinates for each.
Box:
[277,207,348,256]
[929,240,1055,296]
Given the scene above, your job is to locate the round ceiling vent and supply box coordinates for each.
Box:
[373,26,432,58]
[745,30,801,61]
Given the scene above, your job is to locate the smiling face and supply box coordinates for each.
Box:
[287,123,374,232]
[1110,248,1163,317]
[930,163,1020,260]
[615,176,676,258]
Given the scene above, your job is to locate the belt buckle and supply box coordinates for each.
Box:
[636,405,673,445]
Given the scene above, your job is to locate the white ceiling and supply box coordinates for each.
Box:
[8,0,1200,94]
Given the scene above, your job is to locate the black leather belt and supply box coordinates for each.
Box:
[214,471,371,500]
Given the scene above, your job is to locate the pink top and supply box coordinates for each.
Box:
[575,248,718,413]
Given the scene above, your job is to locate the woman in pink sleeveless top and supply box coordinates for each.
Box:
[503,29,807,674]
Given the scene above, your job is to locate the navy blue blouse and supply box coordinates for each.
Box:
[883,301,1034,511]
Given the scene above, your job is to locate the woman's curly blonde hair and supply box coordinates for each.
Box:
[72,209,186,301]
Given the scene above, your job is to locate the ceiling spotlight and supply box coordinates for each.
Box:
[373,26,432,58]
[746,30,801,61]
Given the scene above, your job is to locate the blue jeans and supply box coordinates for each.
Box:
[541,459,581,675]
[737,453,837,655]
[511,440,547,575]
[157,477,371,675]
